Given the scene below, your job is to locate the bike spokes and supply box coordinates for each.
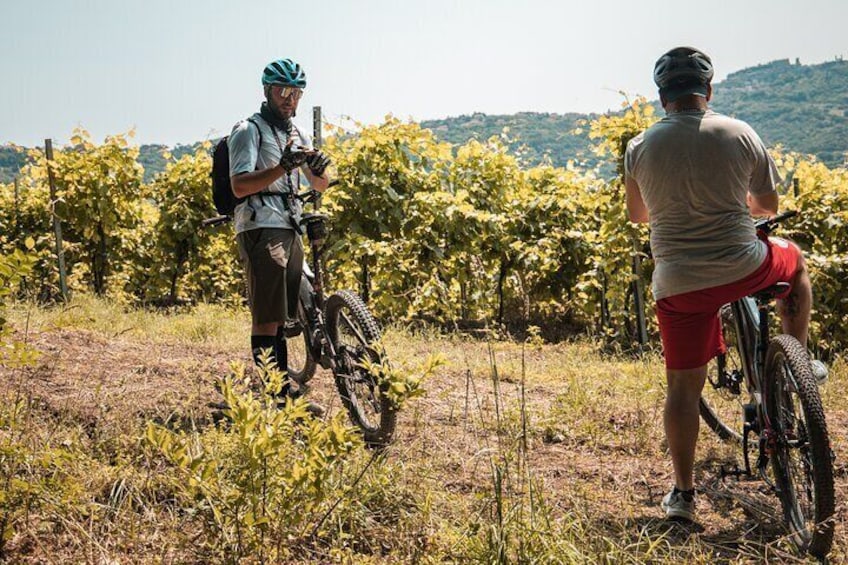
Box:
[765,336,834,558]
[326,290,396,447]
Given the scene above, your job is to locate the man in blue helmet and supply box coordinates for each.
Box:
[228,58,331,412]
[624,47,827,522]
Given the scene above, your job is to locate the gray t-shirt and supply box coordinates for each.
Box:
[624,109,779,300]
[228,113,312,234]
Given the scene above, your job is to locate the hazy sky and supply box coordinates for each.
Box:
[1,0,846,146]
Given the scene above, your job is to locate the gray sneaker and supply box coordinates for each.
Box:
[810,359,829,385]
[661,487,696,522]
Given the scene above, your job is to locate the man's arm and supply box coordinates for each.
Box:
[747,191,778,217]
[745,127,780,217]
[228,119,288,198]
[231,166,286,198]
[625,174,649,223]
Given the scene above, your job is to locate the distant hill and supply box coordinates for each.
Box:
[422,58,848,170]
[422,111,597,168]
[137,143,204,182]
[0,145,27,184]
[0,142,205,184]
[710,58,848,166]
[1,58,845,184]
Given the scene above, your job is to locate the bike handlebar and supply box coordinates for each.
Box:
[202,180,340,229]
[296,179,339,203]
[201,215,231,227]
[755,210,797,235]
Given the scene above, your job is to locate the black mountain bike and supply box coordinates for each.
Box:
[204,181,396,448]
[699,211,835,558]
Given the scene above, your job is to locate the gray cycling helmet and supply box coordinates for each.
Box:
[654,47,714,87]
[262,58,307,88]
[654,47,714,102]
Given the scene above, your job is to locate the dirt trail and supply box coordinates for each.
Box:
[3,327,845,562]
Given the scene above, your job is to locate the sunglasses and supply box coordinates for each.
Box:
[274,85,304,101]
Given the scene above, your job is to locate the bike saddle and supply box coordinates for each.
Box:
[299,213,327,225]
[753,282,790,300]
[300,213,328,241]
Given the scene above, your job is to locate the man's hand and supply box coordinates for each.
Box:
[279,141,309,172]
[305,150,331,177]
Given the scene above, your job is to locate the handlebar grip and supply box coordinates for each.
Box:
[201,215,231,228]
[771,210,798,223]
[296,179,340,202]
[755,209,798,234]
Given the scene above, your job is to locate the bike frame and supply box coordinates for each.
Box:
[296,190,372,374]
[718,210,799,481]
[726,294,780,480]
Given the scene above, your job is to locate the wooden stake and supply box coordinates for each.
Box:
[632,239,648,348]
[45,139,69,301]
[13,177,19,240]
[312,106,322,149]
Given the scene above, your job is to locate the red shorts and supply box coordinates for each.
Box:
[656,238,802,370]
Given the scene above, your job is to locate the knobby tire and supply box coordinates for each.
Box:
[325,290,396,448]
[765,334,834,559]
[287,300,317,386]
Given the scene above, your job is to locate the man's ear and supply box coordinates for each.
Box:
[705,83,713,102]
[659,92,668,109]
[264,85,272,99]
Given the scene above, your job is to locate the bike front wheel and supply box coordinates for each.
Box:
[325,290,396,448]
[764,334,834,559]
[286,301,317,386]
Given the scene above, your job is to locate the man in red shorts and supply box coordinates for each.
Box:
[624,46,827,522]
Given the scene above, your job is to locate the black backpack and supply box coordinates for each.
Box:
[211,118,262,215]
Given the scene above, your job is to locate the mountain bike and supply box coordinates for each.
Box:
[203,181,396,448]
[698,211,835,558]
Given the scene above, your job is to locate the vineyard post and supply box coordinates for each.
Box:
[13,177,19,240]
[618,134,648,347]
[312,106,322,149]
[45,139,69,301]
[793,177,799,197]
[312,105,323,211]
[631,239,648,348]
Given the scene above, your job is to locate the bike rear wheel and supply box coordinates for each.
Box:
[325,290,396,448]
[700,305,745,442]
[765,334,834,558]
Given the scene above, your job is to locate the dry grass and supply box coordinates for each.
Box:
[1,297,846,563]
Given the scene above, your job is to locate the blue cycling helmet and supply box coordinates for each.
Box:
[262,58,307,88]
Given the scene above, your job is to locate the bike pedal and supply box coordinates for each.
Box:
[743,404,760,435]
[720,465,745,480]
[283,320,303,338]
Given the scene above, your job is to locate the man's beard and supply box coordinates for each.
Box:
[267,96,295,119]
[260,102,293,133]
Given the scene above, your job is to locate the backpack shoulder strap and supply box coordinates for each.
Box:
[245,117,263,152]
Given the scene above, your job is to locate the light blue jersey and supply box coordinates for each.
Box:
[228,114,312,234]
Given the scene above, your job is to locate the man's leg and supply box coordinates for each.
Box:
[285,236,304,323]
[240,229,289,381]
[253,322,279,336]
[252,322,280,363]
[776,248,811,345]
[665,365,708,491]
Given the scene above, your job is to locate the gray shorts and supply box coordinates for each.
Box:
[237,228,304,326]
